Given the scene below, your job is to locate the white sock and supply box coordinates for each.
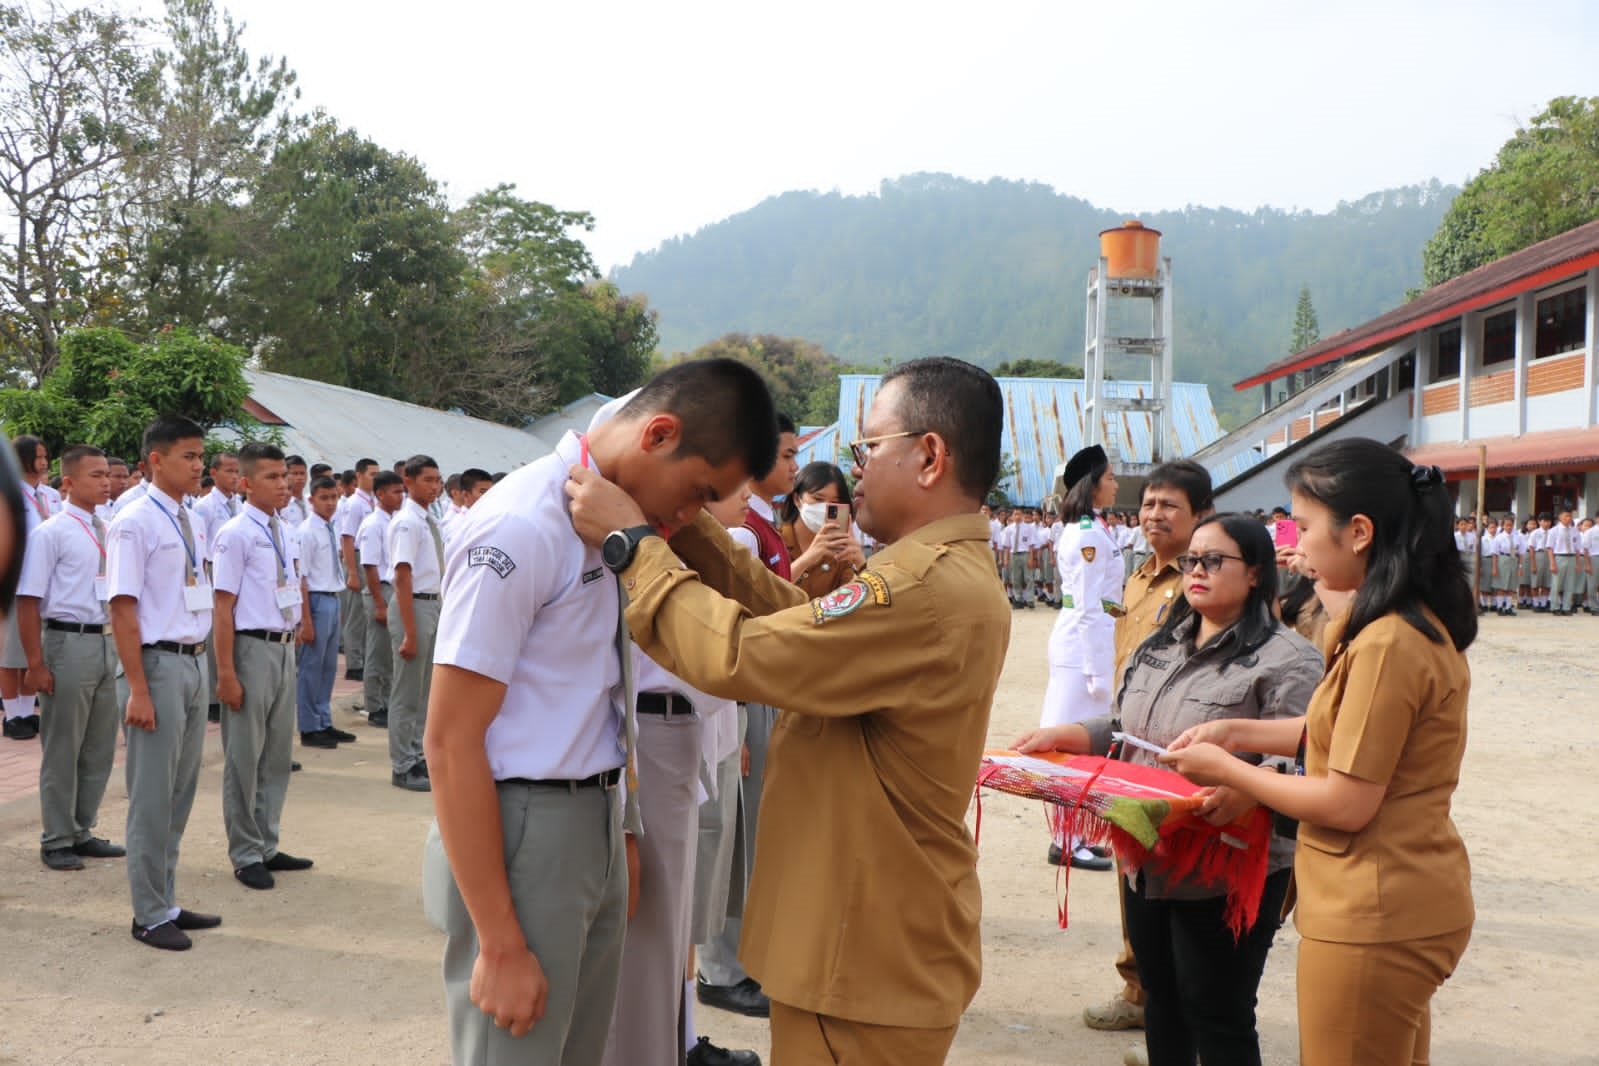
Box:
[683,978,698,1053]
[167,905,181,922]
[3,696,27,720]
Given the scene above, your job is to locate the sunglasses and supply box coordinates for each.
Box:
[1175,552,1246,575]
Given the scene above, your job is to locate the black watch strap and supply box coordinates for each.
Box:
[604,524,659,573]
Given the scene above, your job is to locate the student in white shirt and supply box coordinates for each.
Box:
[15,445,121,870]
[1,434,56,739]
[1490,519,1516,615]
[1530,515,1552,609]
[212,443,312,891]
[338,459,380,683]
[358,472,403,738]
[439,467,493,543]
[420,359,775,1065]
[280,455,309,527]
[1583,518,1599,613]
[1548,509,1580,615]
[297,476,352,747]
[106,415,221,951]
[386,455,446,791]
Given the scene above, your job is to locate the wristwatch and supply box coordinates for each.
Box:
[601,525,659,574]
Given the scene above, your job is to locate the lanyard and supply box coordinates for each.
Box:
[247,516,288,575]
[157,503,200,578]
[65,513,106,558]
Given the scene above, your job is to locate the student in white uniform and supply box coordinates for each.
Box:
[386,455,446,791]
[106,415,222,951]
[1040,444,1122,872]
[358,472,403,740]
[15,445,122,870]
[1548,509,1580,615]
[280,455,309,528]
[1584,518,1599,613]
[338,459,379,683]
[1476,521,1497,613]
[1,434,56,740]
[212,443,312,891]
[1490,519,1516,615]
[297,475,351,748]
[1530,515,1552,609]
[421,359,775,1066]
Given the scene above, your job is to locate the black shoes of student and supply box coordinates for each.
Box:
[687,1036,762,1066]
[42,847,84,871]
[173,909,222,930]
[3,714,39,740]
[131,920,192,951]
[291,761,302,772]
[207,703,221,723]
[1047,843,1115,871]
[234,862,275,890]
[72,837,125,858]
[392,765,431,792]
[301,729,338,749]
[696,977,771,1018]
[345,668,364,681]
[326,726,357,743]
[264,851,313,872]
[367,708,389,728]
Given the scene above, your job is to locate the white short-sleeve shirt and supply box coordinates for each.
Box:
[1549,523,1576,554]
[434,432,626,782]
[17,502,110,624]
[105,486,211,644]
[299,514,344,593]
[212,504,302,631]
[339,490,375,545]
[387,497,444,594]
[357,509,394,583]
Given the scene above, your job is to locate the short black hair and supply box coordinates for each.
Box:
[59,444,105,476]
[776,413,797,436]
[622,359,779,480]
[392,460,406,473]
[208,450,237,472]
[460,467,492,493]
[310,463,332,479]
[372,470,403,492]
[339,469,356,486]
[355,458,378,474]
[285,454,307,469]
[142,414,206,460]
[403,454,439,479]
[310,475,338,494]
[444,473,461,493]
[107,456,130,471]
[238,441,285,477]
[1143,460,1214,515]
[878,357,1003,500]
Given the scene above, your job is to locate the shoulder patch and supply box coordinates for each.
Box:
[809,571,891,624]
[468,546,517,579]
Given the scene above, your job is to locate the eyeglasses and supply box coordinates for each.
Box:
[848,430,927,469]
[1175,552,1246,575]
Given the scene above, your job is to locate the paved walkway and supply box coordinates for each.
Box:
[0,654,364,806]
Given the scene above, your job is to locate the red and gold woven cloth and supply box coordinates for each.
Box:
[977,749,1272,935]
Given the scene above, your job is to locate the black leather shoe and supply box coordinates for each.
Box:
[1047,843,1067,866]
[264,851,313,872]
[207,704,221,723]
[3,715,37,740]
[173,909,222,930]
[72,837,126,858]
[367,708,388,728]
[345,668,364,681]
[1069,846,1114,872]
[291,761,302,772]
[687,1036,762,1066]
[392,766,431,792]
[131,920,192,951]
[234,862,275,890]
[696,976,770,1018]
[42,847,84,871]
[300,729,338,749]
[326,726,357,743]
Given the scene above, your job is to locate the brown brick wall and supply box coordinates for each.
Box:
[1423,384,1460,416]
[1527,354,1587,398]
[1468,369,1514,408]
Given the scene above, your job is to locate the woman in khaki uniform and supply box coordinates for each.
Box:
[1162,438,1476,1066]
[778,461,866,598]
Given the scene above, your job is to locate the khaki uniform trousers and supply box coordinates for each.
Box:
[769,1000,958,1066]
[37,629,120,850]
[219,634,296,869]
[386,591,438,775]
[362,586,392,715]
[1297,926,1472,1066]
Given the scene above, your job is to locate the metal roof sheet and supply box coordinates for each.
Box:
[836,374,1257,504]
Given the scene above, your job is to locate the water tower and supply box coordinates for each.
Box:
[1072,221,1175,491]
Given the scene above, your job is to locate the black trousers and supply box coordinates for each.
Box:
[1122,867,1293,1066]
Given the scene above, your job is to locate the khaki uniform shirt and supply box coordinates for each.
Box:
[1115,554,1184,685]
[623,511,1011,1028]
[1295,610,1474,944]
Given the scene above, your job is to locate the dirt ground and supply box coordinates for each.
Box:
[1,608,1595,1066]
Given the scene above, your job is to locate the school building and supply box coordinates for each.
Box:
[1206,219,1599,518]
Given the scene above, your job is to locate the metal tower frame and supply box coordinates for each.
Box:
[1083,254,1175,478]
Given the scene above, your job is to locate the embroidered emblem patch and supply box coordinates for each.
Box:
[1081,546,1096,563]
[1101,598,1127,618]
[468,546,517,579]
[809,572,890,624]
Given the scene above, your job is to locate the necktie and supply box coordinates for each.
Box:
[30,488,48,520]
[327,521,343,582]
[426,513,446,573]
[269,514,292,624]
[91,513,107,576]
[227,495,237,517]
[176,506,198,586]
[614,580,642,836]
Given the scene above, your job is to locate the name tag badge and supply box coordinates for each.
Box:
[276,584,301,610]
[94,575,109,602]
[184,581,214,612]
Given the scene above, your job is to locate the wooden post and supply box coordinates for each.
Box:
[1474,445,1488,599]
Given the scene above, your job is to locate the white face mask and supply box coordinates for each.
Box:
[800,501,830,533]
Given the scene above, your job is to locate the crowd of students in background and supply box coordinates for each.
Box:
[1453,510,1599,616]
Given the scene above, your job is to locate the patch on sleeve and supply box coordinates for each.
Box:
[809,571,891,624]
[467,546,516,579]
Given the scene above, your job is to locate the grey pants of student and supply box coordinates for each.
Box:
[340,586,365,673]
[1006,556,1029,598]
[38,629,120,851]
[363,587,392,715]
[1552,555,1579,610]
[423,781,627,1066]
[122,647,209,929]
[602,710,703,1066]
[698,701,774,988]
[220,636,296,869]
[692,743,746,945]
[387,592,439,775]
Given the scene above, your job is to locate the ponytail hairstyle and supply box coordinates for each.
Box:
[1284,438,1475,652]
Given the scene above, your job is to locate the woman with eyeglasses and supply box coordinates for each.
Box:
[777,462,866,598]
[1161,439,1476,1066]
[1016,512,1322,1066]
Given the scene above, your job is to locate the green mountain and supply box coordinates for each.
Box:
[612,173,1457,427]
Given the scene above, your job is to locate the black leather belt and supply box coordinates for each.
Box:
[413,592,441,601]
[144,640,206,656]
[498,768,621,791]
[237,629,295,644]
[46,620,108,634]
[638,692,694,716]
[309,590,339,597]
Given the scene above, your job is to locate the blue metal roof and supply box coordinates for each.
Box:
[794,424,842,469]
[835,375,1259,504]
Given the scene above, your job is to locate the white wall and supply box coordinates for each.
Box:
[1526,388,1588,430]
[1468,401,1516,439]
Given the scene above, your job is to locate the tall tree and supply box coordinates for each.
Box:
[0,2,154,381]
[1289,285,1320,352]
[676,334,845,422]
[993,358,1085,378]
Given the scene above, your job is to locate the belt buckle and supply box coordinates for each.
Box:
[601,770,619,791]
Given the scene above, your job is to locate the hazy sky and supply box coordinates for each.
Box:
[137,0,1599,271]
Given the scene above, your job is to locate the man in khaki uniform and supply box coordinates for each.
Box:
[1087,460,1213,1052]
[567,357,1010,1065]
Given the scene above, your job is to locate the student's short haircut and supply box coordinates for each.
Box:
[444,473,461,493]
[460,467,492,492]
[403,453,439,479]
[372,470,403,492]
[208,450,237,472]
[339,470,356,486]
[60,444,105,475]
[107,456,129,471]
[776,413,797,437]
[355,458,378,474]
[622,359,779,479]
[309,475,338,494]
[238,441,286,477]
[878,356,1003,499]
[285,454,307,469]
[392,460,406,473]
[201,476,215,491]
[1143,460,1215,515]
[491,472,507,483]
[141,414,206,460]
[310,463,332,479]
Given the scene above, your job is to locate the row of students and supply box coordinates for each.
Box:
[1459,512,1599,615]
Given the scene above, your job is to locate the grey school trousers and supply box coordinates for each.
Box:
[386,592,439,775]
[602,709,703,1066]
[363,586,392,715]
[697,701,774,988]
[423,780,627,1066]
[122,647,209,929]
[341,585,366,673]
[1552,555,1579,610]
[220,635,296,869]
[38,629,120,851]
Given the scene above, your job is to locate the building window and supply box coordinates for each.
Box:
[1434,326,1462,380]
[1536,287,1586,358]
[1481,309,1515,366]
[1397,351,1416,391]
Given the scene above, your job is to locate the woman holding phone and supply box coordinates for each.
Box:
[1161,438,1476,1066]
[778,461,865,598]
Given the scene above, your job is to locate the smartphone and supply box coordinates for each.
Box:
[1274,519,1298,549]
